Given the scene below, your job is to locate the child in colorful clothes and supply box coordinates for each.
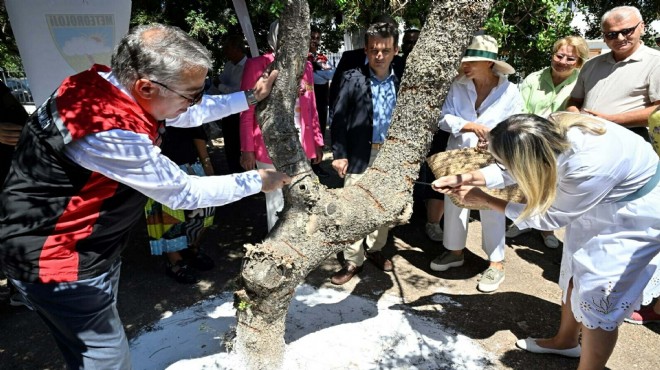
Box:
[145,125,216,283]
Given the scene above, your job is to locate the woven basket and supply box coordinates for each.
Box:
[426,147,525,210]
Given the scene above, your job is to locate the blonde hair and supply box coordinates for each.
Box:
[552,36,589,68]
[488,113,606,222]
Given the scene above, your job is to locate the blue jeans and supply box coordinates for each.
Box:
[11,259,131,370]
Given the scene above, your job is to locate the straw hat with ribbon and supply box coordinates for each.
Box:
[460,35,515,76]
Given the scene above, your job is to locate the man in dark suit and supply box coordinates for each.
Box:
[328,15,404,119]
[329,21,403,285]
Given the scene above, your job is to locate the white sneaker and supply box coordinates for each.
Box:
[505,225,531,238]
[425,222,443,242]
[477,267,505,292]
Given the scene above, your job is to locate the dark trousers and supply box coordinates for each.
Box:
[314,83,329,139]
[220,113,243,173]
[11,260,131,370]
[629,126,651,143]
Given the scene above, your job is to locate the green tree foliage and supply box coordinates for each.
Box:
[0,2,22,73]
[483,0,576,81]
[1,1,656,79]
[574,0,659,42]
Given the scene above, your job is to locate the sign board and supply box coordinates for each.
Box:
[5,0,131,106]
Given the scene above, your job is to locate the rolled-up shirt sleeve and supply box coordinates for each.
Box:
[438,85,469,136]
[64,129,262,210]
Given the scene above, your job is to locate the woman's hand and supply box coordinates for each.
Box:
[431,173,471,192]
[312,146,323,164]
[240,151,257,170]
[462,122,490,142]
[448,186,490,208]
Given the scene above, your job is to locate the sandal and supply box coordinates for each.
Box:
[165,260,198,284]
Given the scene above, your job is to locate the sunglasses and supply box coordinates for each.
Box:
[149,80,204,107]
[604,22,641,40]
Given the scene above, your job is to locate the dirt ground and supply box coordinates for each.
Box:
[1,139,658,370]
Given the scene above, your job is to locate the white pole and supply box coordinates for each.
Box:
[232,0,259,57]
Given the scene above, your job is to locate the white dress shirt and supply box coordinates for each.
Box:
[482,119,658,230]
[439,74,523,150]
[63,70,261,211]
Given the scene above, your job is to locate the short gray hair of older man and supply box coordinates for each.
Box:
[111,23,213,90]
[600,6,643,29]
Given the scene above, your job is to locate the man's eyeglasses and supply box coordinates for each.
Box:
[553,53,578,63]
[604,22,641,40]
[149,80,204,107]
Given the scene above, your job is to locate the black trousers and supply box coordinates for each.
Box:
[220,113,243,173]
[314,83,329,139]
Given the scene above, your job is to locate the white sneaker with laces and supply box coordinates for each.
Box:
[425,222,443,242]
[477,266,505,292]
[505,225,531,238]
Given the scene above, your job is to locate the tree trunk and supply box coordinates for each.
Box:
[233,1,494,368]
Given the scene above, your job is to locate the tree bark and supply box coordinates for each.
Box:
[233,1,494,368]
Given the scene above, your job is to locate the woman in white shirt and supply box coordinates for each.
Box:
[432,112,660,369]
[431,35,523,293]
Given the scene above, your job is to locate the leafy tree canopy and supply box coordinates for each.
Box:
[0,1,657,78]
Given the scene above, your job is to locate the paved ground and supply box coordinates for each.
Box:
[1,139,658,370]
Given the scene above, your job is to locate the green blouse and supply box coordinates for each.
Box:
[519,67,579,117]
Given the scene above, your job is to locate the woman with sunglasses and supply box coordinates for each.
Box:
[433,112,660,369]
[505,36,589,248]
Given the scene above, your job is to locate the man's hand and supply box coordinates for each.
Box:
[240,151,256,170]
[0,122,23,146]
[331,159,348,178]
[312,146,323,164]
[253,69,279,102]
[258,168,291,193]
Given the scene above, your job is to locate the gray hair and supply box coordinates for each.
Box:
[111,23,213,90]
[601,6,643,29]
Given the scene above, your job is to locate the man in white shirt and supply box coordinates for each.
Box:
[0,23,288,369]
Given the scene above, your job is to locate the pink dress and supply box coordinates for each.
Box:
[239,52,324,163]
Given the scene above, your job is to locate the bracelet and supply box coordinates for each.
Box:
[202,157,211,163]
[244,89,258,106]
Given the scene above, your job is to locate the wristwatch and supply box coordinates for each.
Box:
[245,89,258,106]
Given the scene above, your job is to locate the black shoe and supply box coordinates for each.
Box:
[166,260,198,284]
[312,164,330,178]
[181,249,215,271]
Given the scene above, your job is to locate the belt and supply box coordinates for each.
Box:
[620,162,660,202]
[371,143,383,149]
